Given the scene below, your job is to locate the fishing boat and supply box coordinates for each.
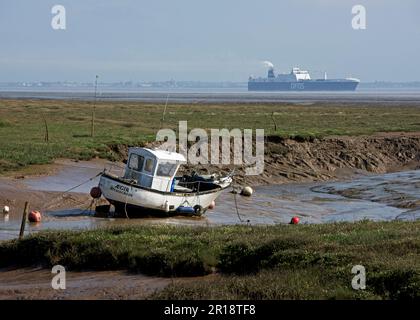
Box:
[96,147,233,216]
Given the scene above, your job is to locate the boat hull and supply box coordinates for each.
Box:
[98,174,226,216]
[248,80,359,91]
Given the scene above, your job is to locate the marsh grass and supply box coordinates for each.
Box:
[0,221,418,299]
[1,99,420,173]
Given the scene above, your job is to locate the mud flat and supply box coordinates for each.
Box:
[2,90,420,105]
[0,133,419,240]
[0,268,174,300]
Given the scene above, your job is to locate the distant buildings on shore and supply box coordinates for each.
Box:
[0,80,246,89]
[1,80,420,90]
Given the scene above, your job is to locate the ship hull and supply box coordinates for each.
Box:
[248,80,359,91]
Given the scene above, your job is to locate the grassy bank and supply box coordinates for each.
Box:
[0,221,419,299]
[1,99,420,174]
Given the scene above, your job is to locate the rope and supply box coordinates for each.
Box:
[42,171,103,211]
[231,180,250,224]
[50,161,125,171]
[123,185,131,219]
[74,198,97,216]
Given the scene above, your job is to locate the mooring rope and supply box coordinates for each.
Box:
[231,178,250,224]
[41,171,103,211]
[123,185,131,219]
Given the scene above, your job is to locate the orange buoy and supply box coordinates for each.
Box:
[28,210,42,223]
[90,186,102,199]
[290,216,300,225]
[208,200,216,210]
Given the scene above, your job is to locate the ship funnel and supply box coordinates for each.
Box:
[262,60,274,70]
[262,61,275,78]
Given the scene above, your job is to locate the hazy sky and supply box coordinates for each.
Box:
[1,0,419,82]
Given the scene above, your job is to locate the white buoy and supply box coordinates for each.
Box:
[241,186,253,197]
[3,205,9,214]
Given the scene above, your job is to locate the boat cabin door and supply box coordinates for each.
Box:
[151,161,179,192]
[139,157,155,188]
[124,153,155,188]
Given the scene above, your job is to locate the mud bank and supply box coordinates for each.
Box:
[116,132,420,185]
[257,132,420,184]
[233,133,419,185]
[3,132,420,187]
[0,267,199,300]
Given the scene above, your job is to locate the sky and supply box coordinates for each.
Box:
[0,0,419,82]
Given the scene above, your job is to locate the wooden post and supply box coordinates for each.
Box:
[42,113,49,143]
[271,112,278,131]
[19,201,29,240]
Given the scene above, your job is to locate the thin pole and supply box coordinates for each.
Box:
[160,94,169,130]
[91,75,98,137]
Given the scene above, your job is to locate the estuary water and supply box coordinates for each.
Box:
[1,87,420,104]
[1,161,419,240]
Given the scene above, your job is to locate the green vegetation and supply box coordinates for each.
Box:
[1,99,420,174]
[0,221,418,299]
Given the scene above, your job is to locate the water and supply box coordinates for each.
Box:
[1,162,419,240]
[1,87,420,104]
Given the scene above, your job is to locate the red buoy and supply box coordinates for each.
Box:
[208,200,216,210]
[90,186,102,199]
[290,216,300,225]
[28,210,42,223]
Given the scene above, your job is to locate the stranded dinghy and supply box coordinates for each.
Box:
[97,147,232,216]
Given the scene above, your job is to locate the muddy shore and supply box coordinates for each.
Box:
[1,132,420,219]
[0,267,207,300]
[261,132,420,182]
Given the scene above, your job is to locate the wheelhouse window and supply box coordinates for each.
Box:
[144,158,154,173]
[128,154,144,171]
[156,162,177,177]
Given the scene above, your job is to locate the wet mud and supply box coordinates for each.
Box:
[1,160,419,241]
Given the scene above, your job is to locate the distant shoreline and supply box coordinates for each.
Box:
[2,89,420,104]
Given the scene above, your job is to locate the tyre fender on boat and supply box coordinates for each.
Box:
[90,186,102,199]
[193,205,204,216]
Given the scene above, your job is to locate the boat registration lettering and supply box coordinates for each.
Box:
[110,184,133,197]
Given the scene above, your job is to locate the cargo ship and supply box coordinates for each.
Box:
[248,64,359,91]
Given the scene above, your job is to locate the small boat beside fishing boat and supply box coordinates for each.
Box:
[95,147,233,217]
